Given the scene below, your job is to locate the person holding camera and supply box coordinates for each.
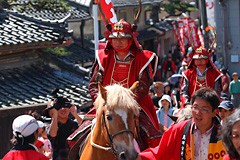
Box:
[47,97,82,160]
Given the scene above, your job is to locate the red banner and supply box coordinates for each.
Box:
[98,0,118,25]
[183,18,190,45]
[198,28,204,47]
[172,18,203,55]
[172,21,185,55]
[188,20,201,49]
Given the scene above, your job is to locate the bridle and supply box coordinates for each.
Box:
[90,102,135,157]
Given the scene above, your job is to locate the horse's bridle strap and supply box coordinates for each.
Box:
[102,111,134,142]
[90,123,113,152]
[111,129,134,139]
[90,110,135,155]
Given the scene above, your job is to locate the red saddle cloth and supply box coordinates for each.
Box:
[67,119,93,160]
[67,120,92,148]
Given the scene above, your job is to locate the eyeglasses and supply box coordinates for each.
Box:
[191,106,211,114]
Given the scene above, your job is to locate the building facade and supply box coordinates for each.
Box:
[215,0,240,75]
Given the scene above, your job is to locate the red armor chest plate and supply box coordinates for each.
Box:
[195,75,207,91]
[111,61,131,88]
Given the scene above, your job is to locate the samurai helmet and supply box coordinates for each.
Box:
[108,20,133,39]
[188,46,217,69]
[100,0,143,51]
[192,46,209,59]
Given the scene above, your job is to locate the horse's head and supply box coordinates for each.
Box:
[93,82,140,160]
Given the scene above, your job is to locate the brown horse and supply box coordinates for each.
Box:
[79,82,140,160]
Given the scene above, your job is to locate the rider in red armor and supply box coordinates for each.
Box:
[180,46,222,106]
[88,19,162,150]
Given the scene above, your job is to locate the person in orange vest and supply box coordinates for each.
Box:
[139,87,226,160]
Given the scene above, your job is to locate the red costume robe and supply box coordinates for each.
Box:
[181,66,222,105]
[88,48,161,149]
[3,144,48,160]
[140,119,226,160]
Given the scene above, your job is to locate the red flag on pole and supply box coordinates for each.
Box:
[172,21,185,55]
[198,28,204,47]
[188,20,201,49]
[98,0,118,25]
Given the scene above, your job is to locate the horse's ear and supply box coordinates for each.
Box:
[98,82,107,101]
[130,81,139,93]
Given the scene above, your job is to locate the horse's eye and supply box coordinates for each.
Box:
[106,115,112,121]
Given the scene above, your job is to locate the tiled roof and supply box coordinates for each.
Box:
[153,20,174,32]
[10,0,91,22]
[68,0,91,7]
[0,2,95,111]
[112,0,161,7]
[70,0,161,7]
[0,10,72,53]
[146,19,174,34]
[42,41,95,72]
[0,48,94,109]
[64,42,95,66]
[137,29,156,41]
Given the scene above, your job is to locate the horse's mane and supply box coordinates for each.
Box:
[95,84,140,116]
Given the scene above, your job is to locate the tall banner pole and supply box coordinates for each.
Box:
[92,0,99,58]
[200,0,209,48]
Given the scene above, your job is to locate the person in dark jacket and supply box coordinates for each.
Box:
[47,97,82,160]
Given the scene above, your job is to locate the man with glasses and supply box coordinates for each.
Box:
[139,87,226,160]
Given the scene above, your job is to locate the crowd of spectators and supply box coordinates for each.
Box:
[2,19,240,160]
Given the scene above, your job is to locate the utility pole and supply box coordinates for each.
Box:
[199,0,209,48]
[222,3,228,67]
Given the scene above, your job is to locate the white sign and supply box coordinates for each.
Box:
[231,55,239,63]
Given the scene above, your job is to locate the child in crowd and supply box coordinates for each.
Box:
[38,124,52,159]
[2,115,48,160]
[156,95,176,128]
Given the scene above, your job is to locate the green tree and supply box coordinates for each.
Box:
[161,0,197,18]
[7,0,70,12]
[42,47,71,57]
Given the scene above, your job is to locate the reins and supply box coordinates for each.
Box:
[90,122,113,152]
[90,103,135,157]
